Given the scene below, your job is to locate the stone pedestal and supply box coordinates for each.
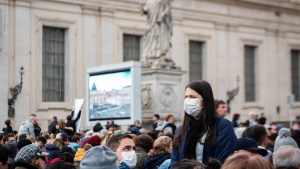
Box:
[141,68,185,122]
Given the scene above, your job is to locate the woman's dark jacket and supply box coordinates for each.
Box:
[170,117,237,167]
[145,153,171,169]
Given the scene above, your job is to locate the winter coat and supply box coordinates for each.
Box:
[170,117,237,167]
[145,153,171,169]
[18,121,35,138]
[135,146,147,169]
[74,148,86,161]
[48,121,58,134]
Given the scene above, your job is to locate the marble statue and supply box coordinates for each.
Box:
[142,0,175,68]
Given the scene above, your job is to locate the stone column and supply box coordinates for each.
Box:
[14,0,31,127]
[141,68,185,122]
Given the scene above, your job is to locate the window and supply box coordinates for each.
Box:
[123,34,141,61]
[291,50,300,101]
[244,45,256,102]
[42,26,65,102]
[189,41,203,81]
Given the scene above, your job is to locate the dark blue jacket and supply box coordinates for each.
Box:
[145,153,171,169]
[170,117,237,167]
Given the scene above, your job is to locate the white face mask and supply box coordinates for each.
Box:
[121,151,137,168]
[184,98,203,117]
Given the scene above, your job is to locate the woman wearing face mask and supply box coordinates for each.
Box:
[170,80,237,167]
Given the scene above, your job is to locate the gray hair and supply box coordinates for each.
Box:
[28,116,37,121]
[273,145,300,168]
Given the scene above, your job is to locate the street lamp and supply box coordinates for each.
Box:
[226,76,239,114]
[8,66,24,117]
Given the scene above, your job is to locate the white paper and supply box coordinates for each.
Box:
[74,98,84,132]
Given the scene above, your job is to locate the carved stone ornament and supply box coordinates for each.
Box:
[141,85,152,109]
[160,86,175,108]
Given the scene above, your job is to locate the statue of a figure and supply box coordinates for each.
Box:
[142,0,175,68]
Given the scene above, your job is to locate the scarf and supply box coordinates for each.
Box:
[184,114,208,159]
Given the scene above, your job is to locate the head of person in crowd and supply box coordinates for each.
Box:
[152,114,160,123]
[29,116,38,125]
[206,158,222,169]
[59,133,69,145]
[273,145,300,169]
[148,136,172,156]
[215,99,228,117]
[267,124,278,135]
[135,134,154,153]
[44,143,62,165]
[291,129,300,148]
[4,119,12,126]
[58,120,67,129]
[232,113,241,127]
[80,145,118,169]
[53,138,63,150]
[61,151,74,164]
[267,133,278,152]
[27,135,35,143]
[93,120,103,133]
[107,134,137,168]
[274,128,299,151]
[242,125,268,148]
[172,80,237,165]
[46,160,76,169]
[221,151,274,169]
[0,146,9,169]
[17,138,32,150]
[51,116,57,123]
[4,141,18,169]
[235,138,268,156]
[82,135,101,147]
[0,135,4,146]
[3,133,15,144]
[173,159,205,169]
[18,134,27,141]
[4,141,18,157]
[36,136,47,148]
[292,121,300,131]
[15,144,48,169]
[164,114,175,124]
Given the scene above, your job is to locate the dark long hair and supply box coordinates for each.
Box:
[173,80,217,150]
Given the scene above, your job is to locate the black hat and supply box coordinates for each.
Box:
[235,138,268,156]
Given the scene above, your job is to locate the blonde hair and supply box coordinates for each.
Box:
[83,143,93,151]
[27,135,35,143]
[53,139,63,150]
[221,151,274,169]
[148,136,172,156]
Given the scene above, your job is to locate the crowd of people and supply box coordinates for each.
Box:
[0,80,300,169]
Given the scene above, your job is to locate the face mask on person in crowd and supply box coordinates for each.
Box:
[184,98,203,117]
[121,151,137,168]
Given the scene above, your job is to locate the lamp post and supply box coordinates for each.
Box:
[8,66,24,117]
[226,76,239,114]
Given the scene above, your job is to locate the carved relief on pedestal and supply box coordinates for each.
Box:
[141,84,152,110]
[160,86,176,108]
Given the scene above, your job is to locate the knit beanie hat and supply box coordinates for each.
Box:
[80,145,118,169]
[274,128,299,151]
[81,135,101,147]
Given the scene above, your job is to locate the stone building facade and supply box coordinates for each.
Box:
[1,0,300,130]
